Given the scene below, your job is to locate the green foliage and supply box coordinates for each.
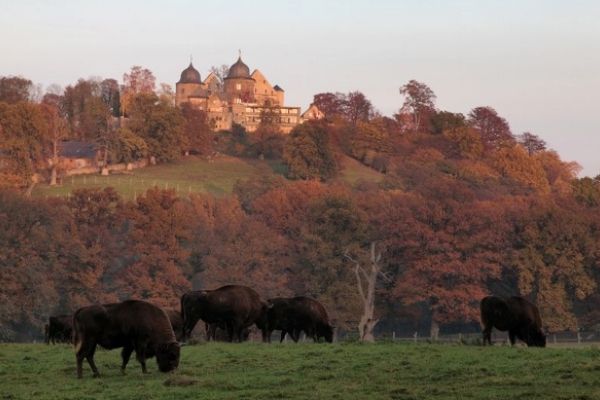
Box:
[111,127,148,163]
[126,93,184,162]
[283,121,339,181]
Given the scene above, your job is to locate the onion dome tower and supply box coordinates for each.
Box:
[175,60,203,106]
[224,52,255,104]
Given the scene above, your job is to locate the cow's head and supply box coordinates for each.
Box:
[156,342,180,372]
[321,324,334,343]
[528,327,547,348]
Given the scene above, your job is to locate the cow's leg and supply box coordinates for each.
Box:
[291,329,300,343]
[224,321,235,342]
[280,330,287,343]
[135,342,149,373]
[120,346,134,374]
[85,344,100,378]
[482,325,492,346]
[508,330,517,346]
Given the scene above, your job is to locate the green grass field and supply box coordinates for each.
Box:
[1,342,598,400]
[32,155,383,200]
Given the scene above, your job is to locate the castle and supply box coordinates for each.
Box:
[175,54,321,133]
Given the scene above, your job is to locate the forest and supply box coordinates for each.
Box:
[1,69,600,342]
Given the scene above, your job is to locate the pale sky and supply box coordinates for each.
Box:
[1,0,599,176]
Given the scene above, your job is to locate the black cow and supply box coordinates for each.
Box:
[260,297,334,343]
[73,300,180,378]
[181,285,266,342]
[46,315,73,344]
[480,296,546,347]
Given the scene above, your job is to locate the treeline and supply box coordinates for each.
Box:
[2,73,600,341]
[2,172,600,341]
[0,69,212,190]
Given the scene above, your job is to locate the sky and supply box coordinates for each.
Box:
[1,0,599,176]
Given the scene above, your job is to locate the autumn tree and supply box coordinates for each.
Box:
[342,91,373,125]
[283,121,339,181]
[180,103,213,156]
[389,191,508,339]
[40,102,69,185]
[100,78,121,117]
[312,92,345,120]
[114,188,191,307]
[430,111,466,135]
[0,101,49,191]
[468,106,515,150]
[121,66,156,116]
[0,76,33,103]
[62,79,110,141]
[506,198,597,331]
[187,194,290,297]
[398,80,436,133]
[126,93,184,162]
[518,132,547,155]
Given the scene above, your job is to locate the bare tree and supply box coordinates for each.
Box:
[209,65,230,90]
[344,242,387,342]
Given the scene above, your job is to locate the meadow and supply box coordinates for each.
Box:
[32,155,383,200]
[1,342,598,400]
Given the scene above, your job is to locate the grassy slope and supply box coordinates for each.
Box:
[32,155,383,200]
[1,343,599,400]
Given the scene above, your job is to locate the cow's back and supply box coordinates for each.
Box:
[208,285,265,324]
[506,296,542,329]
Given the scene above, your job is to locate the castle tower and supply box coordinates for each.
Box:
[223,55,255,104]
[175,62,204,106]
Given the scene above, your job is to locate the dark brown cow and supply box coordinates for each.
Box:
[73,300,180,378]
[164,309,184,342]
[480,296,546,347]
[46,315,73,344]
[181,285,266,342]
[260,297,334,343]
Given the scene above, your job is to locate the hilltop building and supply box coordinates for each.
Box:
[175,54,308,133]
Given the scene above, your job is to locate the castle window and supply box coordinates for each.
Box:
[181,88,185,94]
[236,83,241,91]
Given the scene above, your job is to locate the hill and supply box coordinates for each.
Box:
[1,342,597,400]
[32,155,383,200]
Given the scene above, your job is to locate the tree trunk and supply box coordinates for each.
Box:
[347,242,382,343]
[430,319,440,341]
[50,166,57,186]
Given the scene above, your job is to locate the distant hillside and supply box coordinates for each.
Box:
[32,154,383,199]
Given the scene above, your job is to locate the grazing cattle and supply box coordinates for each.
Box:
[181,285,266,342]
[164,309,184,342]
[480,296,546,347]
[46,315,73,344]
[260,297,334,343]
[73,300,180,378]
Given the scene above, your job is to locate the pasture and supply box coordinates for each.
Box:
[1,342,598,400]
[32,155,383,200]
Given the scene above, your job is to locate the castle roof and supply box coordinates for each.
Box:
[178,62,201,84]
[225,56,252,80]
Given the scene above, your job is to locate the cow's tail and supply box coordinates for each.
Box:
[180,293,187,339]
[72,313,82,353]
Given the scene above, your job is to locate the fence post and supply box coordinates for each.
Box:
[577,331,581,345]
[413,331,418,343]
[458,333,463,344]
[392,331,396,341]
[553,334,557,344]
